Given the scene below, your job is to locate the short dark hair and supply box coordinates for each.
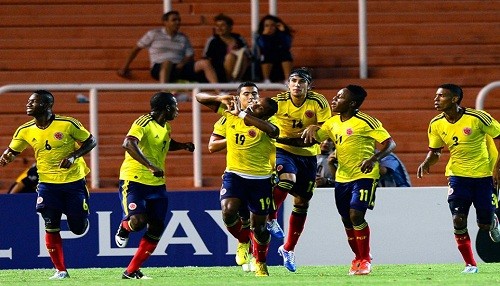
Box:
[162,11,180,22]
[150,91,176,112]
[345,84,367,108]
[214,13,233,27]
[439,83,463,104]
[33,89,54,106]
[237,81,259,95]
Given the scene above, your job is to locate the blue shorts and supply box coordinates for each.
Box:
[447,176,495,217]
[118,180,169,222]
[220,172,273,216]
[36,179,89,218]
[334,178,378,218]
[276,148,317,200]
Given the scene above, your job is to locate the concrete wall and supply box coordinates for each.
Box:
[283,187,483,265]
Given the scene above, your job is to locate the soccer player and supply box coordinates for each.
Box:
[208,88,259,271]
[268,67,331,272]
[114,92,195,279]
[0,90,97,279]
[196,82,279,276]
[302,84,395,275]
[417,83,500,274]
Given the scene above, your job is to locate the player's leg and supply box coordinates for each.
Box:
[251,212,270,276]
[349,179,377,275]
[268,149,297,239]
[277,155,316,272]
[115,180,148,248]
[123,193,168,280]
[65,179,90,235]
[335,182,360,275]
[448,176,477,273]
[248,177,273,276]
[36,183,69,279]
[471,177,500,242]
[221,172,251,265]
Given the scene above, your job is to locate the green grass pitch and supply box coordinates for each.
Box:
[0,263,499,285]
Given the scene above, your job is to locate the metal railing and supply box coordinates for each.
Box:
[0,83,287,189]
[475,81,500,110]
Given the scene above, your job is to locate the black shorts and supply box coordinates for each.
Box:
[150,61,207,82]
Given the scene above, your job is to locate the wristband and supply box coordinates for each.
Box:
[238,111,247,119]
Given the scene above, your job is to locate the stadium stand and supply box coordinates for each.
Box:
[0,0,499,192]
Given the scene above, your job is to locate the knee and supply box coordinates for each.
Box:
[129,214,148,231]
[147,220,166,238]
[452,214,467,229]
[277,178,295,194]
[68,218,89,235]
[349,209,366,226]
[221,199,240,218]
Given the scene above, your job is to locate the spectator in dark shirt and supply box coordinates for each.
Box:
[256,15,293,83]
[203,13,251,83]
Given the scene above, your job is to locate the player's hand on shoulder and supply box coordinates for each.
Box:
[301,125,320,143]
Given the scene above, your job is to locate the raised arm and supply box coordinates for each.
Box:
[195,92,233,112]
[237,111,279,138]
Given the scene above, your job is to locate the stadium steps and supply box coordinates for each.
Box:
[0,0,498,192]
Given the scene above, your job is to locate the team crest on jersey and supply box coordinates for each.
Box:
[462,127,472,135]
[128,202,137,210]
[305,110,314,118]
[276,165,283,172]
[447,187,454,195]
[54,132,64,140]
[346,128,353,136]
[248,129,257,137]
[36,196,43,204]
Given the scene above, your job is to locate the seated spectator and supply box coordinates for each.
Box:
[117,11,218,84]
[8,163,38,194]
[316,139,336,187]
[378,152,411,187]
[203,13,251,83]
[256,15,294,83]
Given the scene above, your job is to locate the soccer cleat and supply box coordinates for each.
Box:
[235,241,251,266]
[122,269,152,279]
[355,260,371,275]
[115,223,130,248]
[348,259,359,275]
[49,270,69,280]
[266,219,285,239]
[489,213,500,243]
[462,264,478,274]
[278,245,297,272]
[254,261,269,277]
